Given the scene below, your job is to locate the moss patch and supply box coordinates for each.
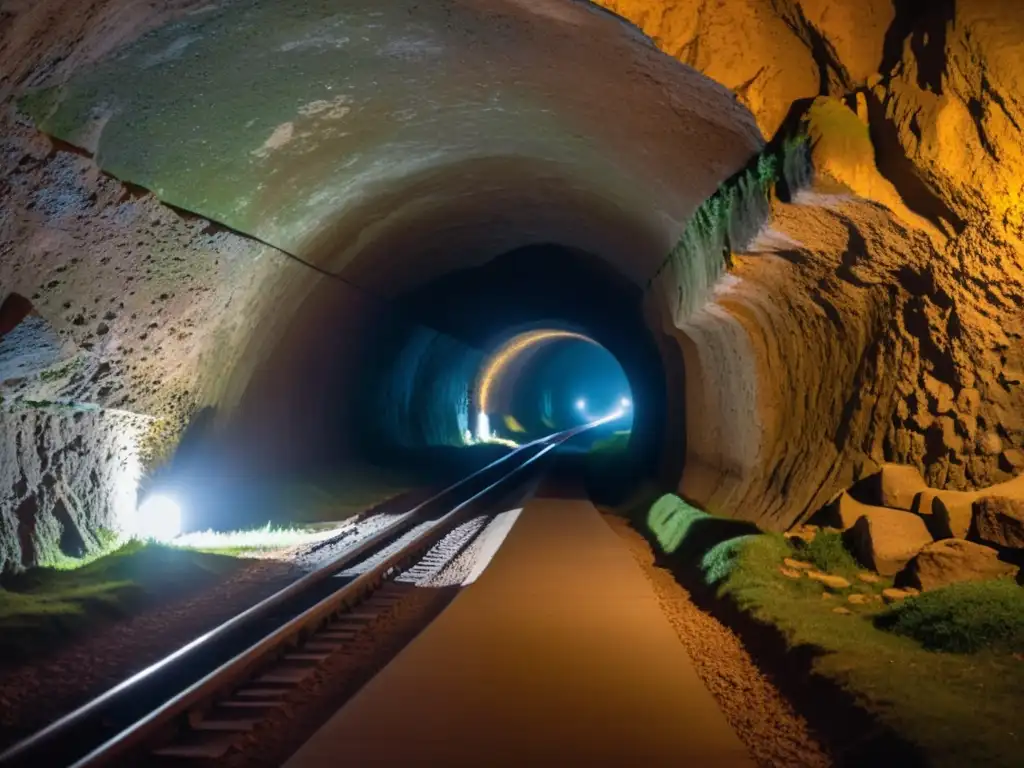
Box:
[799,530,861,575]
[0,542,241,662]
[641,495,1024,768]
[876,579,1024,654]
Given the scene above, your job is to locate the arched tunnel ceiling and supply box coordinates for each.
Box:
[26,0,763,287]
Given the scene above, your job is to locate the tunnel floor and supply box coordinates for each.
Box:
[284,478,753,768]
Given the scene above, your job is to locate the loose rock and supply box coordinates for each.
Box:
[974,496,1024,549]
[882,588,916,604]
[846,508,932,576]
[807,571,850,590]
[783,558,813,570]
[899,539,1019,591]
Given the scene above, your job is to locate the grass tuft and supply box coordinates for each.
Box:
[800,530,860,575]
[875,579,1024,654]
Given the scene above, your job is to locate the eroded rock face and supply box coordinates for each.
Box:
[1,0,1023,559]
[638,0,1024,528]
[0,407,148,570]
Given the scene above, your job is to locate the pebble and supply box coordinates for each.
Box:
[783,558,813,570]
[807,571,851,590]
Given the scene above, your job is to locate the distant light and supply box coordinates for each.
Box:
[575,398,587,411]
[620,397,632,408]
[137,494,182,542]
[476,412,491,441]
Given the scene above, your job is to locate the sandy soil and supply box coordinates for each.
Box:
[604,514,832,768]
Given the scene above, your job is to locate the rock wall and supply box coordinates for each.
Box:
[2,0,1023,562]
[624,0,1024,527]
[0,0,294,569]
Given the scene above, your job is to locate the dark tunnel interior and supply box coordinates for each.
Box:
[153,243,680,533]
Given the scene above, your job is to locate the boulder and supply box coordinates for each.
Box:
[845,508,932,576]
[877,463,928,511]
[828,492,885,531]
[974,497,1024,549]
[899,539,1019,592]
[917,473,1024,539]
[929,493,975,540]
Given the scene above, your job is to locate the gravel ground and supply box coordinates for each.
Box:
[604,514,832,768]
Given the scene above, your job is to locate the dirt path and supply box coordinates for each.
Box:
[286,494,754,767]
[603,514,831,768]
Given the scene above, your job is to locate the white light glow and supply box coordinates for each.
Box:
[136,494,182,542]
[476,412,491,441]
[620,397,632,408]
[575,398,586,411]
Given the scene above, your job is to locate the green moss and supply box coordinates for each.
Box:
[651,134,811,321]
[800,530,861,575]
[38,358,82,383]
[0,543,240,660]
[708,531,1024,768]
[876,580,1024,654]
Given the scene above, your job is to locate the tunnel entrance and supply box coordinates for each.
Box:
[353,244,677,502]
[474,329,633,445]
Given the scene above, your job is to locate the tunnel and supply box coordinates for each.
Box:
[4,3,1024,766]
[2,0,1023,564]
[7,0,764,536]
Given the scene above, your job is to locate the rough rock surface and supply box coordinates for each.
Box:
[0,4,292,568]
[846,508,933,576]
[922,473,1024,539]
[899,538,1019,591]
[876,463,928,511]
[640,0,1024,529]
[0,0,1022,559]
[974,496,1024,550]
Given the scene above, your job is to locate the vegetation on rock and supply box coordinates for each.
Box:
[639,493,1024,768]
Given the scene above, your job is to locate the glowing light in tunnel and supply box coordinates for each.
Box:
[620,396,632,408]
[476,412,491,441]
[136,494,182,542]
[477,330,596,414]
[575,398,587,411]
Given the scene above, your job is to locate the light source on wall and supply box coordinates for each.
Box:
[619,396,631,408]
[575,398,587,412]
[136,493,182,542]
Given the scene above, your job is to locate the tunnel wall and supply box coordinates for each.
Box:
[2,0,1024,566]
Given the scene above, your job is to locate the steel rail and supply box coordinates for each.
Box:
[71,441,558,767]
[0,420,604,767]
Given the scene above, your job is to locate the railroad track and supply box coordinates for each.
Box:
[0,424,597,768]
